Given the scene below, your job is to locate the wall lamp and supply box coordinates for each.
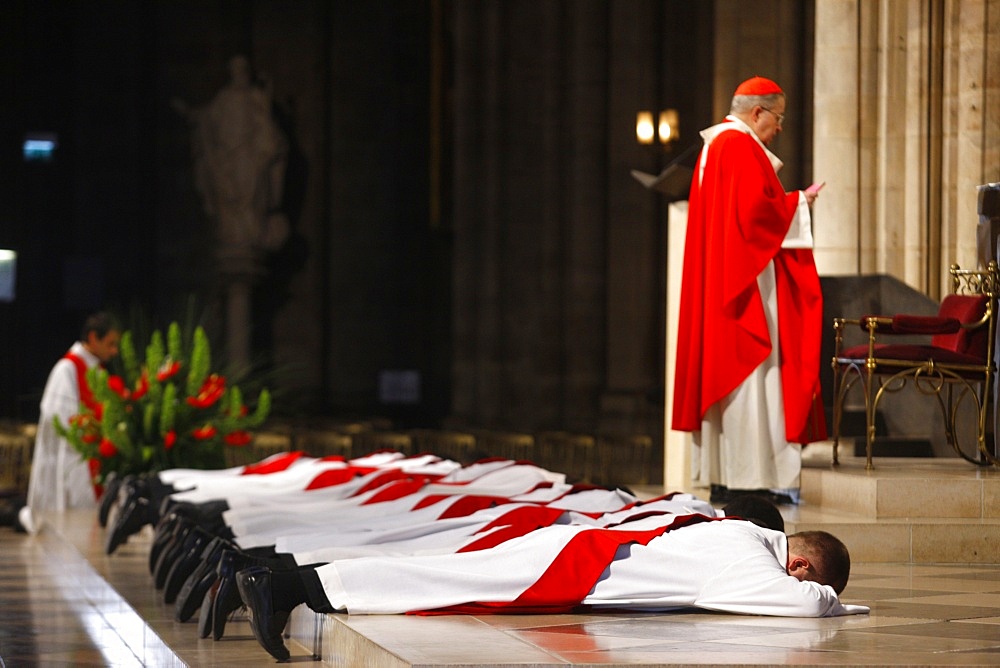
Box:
[636,109,679,147]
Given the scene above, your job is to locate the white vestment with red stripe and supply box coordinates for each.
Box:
[316,516,868,618]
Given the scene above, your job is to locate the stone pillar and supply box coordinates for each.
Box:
[813,1,1000,292]
[216,249,264,370]
[812,0,863,275]
[941,0,1000,291]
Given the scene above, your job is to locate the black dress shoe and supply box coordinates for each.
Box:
[724,488,798,507]
[211,550,247,640]
[119,475,150,511]
[163,527,213,604]
[149,515,180,575]
[765,490,798,506]
[709,484,731,504]
[196,547,275,638]
[153,521,195,589]
[211,548,272,640]
[149,506,199,574]
[158,494,178,521]
[175,536,230,622]
[105,495,150,555]
[197,576,220,638]
[236,566,291,662]
[177,559,219,623]
[98,472,121,527]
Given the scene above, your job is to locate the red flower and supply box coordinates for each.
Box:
[163,430,177,450]
[131,372,150,401]
[108,375,130,400]
[82,432,99,444]
[157,360,181,382]
[98,438,118,458]
[224,430,252,446]
[191,424,217,440]
[187,374,226,409]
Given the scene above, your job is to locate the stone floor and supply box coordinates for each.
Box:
[2,452,1000,666]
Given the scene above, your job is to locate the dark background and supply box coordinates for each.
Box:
[0,1,813,450]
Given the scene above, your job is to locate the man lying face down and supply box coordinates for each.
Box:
[235,513,868,661]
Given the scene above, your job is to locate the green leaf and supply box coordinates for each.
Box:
[120,331,139,384]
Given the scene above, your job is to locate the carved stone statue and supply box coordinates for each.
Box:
[173,55,289,256]
[173,55,290,368]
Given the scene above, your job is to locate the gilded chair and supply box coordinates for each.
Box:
[831,262,1000,469]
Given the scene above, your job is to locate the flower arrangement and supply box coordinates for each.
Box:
[55,322,271,485]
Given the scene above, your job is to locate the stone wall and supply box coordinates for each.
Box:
[813,0,1000,293]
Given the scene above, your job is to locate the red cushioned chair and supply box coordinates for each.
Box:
[831,263,1000,469]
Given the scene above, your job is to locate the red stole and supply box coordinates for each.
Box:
[63,352,104,498]
[63,352,102,413]
[671,127,826,443]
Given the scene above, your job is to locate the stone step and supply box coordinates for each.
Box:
[801,444,999,520]
[784,443,1000,563]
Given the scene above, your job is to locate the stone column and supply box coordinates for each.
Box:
[812,0,863,275]
[216,249,263,371]
[941,0,1000,287]
[813,0,1000,292]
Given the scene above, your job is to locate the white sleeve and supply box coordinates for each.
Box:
[781,192,814,249]
[317,563,349,612]
[696,549,868,617]
[39,359,82,423]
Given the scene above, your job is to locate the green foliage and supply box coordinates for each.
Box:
[54,322,271,484]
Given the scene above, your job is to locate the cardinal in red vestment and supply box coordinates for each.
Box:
[672,76,827,504]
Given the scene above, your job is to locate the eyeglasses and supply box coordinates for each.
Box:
[761,107,785,125]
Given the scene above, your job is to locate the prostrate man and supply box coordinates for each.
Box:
[672,75,826,505]
[234,516,867,661]
[18,312,121,534]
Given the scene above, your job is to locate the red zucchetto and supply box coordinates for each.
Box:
[733,76,783,97]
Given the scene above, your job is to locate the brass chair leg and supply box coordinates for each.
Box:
[831,366,842,467]
[864,370,876,471]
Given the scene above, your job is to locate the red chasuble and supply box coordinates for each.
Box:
[671,125,826,444]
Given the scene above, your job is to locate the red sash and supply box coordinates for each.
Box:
[361,474,444,504]
[63,352,103,499]
[416,513,721,615]
[63,352,101,412]
[241,450,306,475]
[456,505,567,553]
